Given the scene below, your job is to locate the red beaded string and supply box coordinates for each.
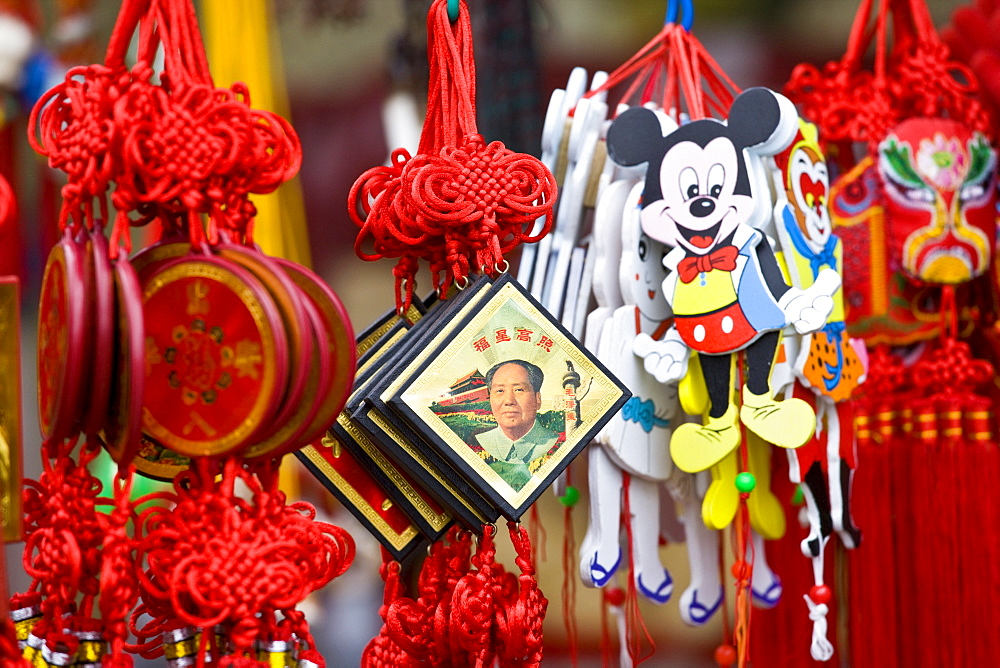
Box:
[620,474,655,665]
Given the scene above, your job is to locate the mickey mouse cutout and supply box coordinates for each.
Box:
[606,88,841,473]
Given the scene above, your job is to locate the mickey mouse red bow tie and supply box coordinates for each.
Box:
[677,245,739,283]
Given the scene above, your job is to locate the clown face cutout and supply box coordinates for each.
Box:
[632,232,670,317]
[776,122,832,255]
[877,118,998,285]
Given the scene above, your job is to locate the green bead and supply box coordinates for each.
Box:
[559,485,580,507]
[791,486,805,506]
[734,472,756,493]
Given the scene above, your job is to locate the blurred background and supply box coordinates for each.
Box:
[0,0,966,665]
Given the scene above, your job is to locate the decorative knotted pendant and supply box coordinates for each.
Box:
[348,0,556,313]
[778,0,1000,664]
[18,1,357,666]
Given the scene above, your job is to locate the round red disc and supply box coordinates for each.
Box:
[103,258,145,465]
[214,244,311,442]
[81,227,115,437]
[140,256,289,457]
[37,228,88,442]
[274,259,356,444]
[244,293,330,460]
[131,239,190,283]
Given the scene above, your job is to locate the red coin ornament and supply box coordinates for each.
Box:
[274,258,356,443]
[131,238,191,282]
[80,225,115,437]
[18,0,355,665]
[245,294,328,460]
[140,255,290,457]
[102,257,146,466]
[37,228,88,442]
[215,243,311,438]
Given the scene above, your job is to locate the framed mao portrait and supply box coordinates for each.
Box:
[388,274,630,519]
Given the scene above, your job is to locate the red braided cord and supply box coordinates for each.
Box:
[448,525,497,667]
[560,497,579,667]
[133,457,354,662]
[385,539,447,661]
[20,439,106,625]
[732,357,753,668]
[731,497,754,667]
[785,0,990,153]
[31,0,301,246]
[347,0,556,313]
[98,468,139,666]
[0,619,28,667]
[492,522,547,667]
[362,556,412,667]
[583,22,738,123]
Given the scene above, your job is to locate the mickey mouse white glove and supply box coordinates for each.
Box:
[633,329,690,383]
[778,268,842,335]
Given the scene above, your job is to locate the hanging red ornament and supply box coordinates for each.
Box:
[348,0,556,313]
[781,0,1000,664]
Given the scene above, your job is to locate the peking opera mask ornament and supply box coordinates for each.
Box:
[877,118,997,286]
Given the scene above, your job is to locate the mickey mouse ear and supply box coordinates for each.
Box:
[607,106,665,167]
[727,87,799,155]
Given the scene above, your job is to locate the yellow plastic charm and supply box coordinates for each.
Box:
[678,352,709,415]
[670,403,740,473]
[739,384,815,449]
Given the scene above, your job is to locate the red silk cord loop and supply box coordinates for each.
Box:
[348,0,556,312]
[785,0,990,152]
[582,21,739,123]
[30,0,301,245]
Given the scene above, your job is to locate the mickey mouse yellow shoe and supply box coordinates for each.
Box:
[739,385,816,449]
[670,404,741,473]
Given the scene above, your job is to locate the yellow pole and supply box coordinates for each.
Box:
[202,0,312,269]
[203,0,310,497]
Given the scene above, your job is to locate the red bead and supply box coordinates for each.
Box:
[605,586,626,607]
[809,584,833,604]
[714,644,737,666]
[730,560,751,580]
